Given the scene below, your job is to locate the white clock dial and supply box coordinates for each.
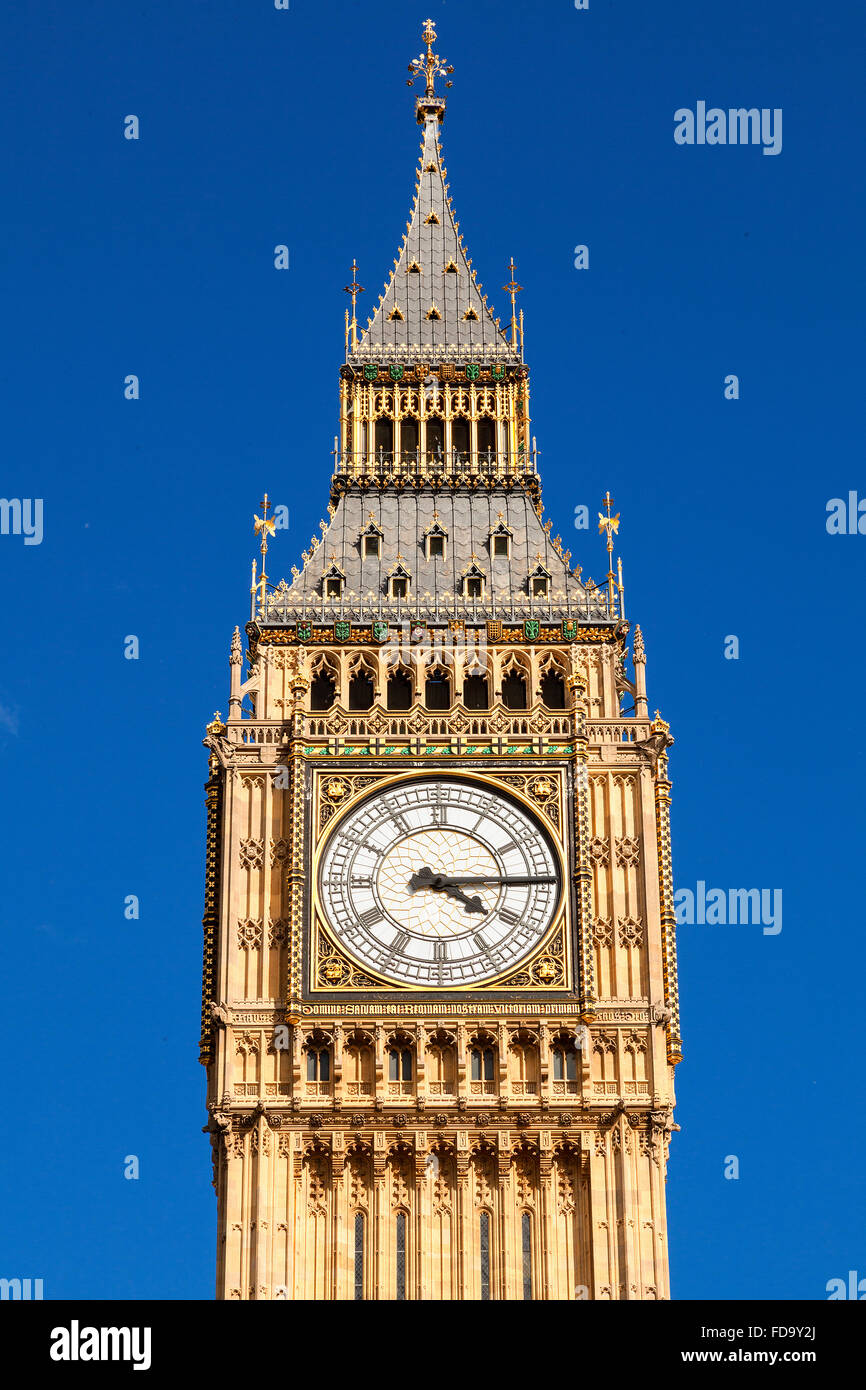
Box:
[317,777,561,987]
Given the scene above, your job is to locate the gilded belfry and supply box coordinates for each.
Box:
[200,21,682,1301]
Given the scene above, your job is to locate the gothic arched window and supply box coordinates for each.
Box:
[552,1047,578,1082]
[425,666,451,710]
[310,666,336,711]
[463,674,489,709]
[541,670,567,709]
[522,1212,533,1300]
[348,667,375,710]
[396,1212,407,1301]
[470,1047,495,1082]
[306,1047,330,1082]
[387,669,413,711]
[502,670,527,710]
[354,1212,365,1301]
[388,1048,413,1082]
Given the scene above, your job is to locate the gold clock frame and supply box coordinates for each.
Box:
[308,767,574,994]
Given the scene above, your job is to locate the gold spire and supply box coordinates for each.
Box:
[253,493,276,614]
[597,491,621,615]
[503,257,524,350]
[407,19,453,123]
[343,259,364,350]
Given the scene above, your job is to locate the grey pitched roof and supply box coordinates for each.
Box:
[349,113,520,366]
[264,488,601,623]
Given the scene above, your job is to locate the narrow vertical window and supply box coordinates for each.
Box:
[522,1212,532,1300]
[396,1212,407,1301]
[480,1212,491,1301]
[354,1212,365,1301]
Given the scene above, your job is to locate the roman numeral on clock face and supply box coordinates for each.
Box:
[359,907,382,929]
[498,907,521,926]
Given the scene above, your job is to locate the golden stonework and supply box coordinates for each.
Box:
[202,20,680,1303]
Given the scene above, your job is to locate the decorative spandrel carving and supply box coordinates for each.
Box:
[316,773,381,835]
[314,928,382,991]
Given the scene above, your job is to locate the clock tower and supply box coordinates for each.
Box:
[200,20,682,1301]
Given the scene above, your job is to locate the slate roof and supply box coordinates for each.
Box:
[264,487,598,623]
[348,112,520,366]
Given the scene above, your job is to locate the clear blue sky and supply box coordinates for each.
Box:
[0,0,863,1300]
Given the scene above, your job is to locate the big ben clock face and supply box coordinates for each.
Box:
[317,777,561,987]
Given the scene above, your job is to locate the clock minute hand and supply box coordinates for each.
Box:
[436,874,557,887]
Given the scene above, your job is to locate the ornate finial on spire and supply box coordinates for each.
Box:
[253,494,276,615]
[343,260,364,350]
[407,19,454,124]
[503,258,524,350]
[598,492,621,617]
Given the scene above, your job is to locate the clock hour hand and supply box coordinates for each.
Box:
[408,866,485,915]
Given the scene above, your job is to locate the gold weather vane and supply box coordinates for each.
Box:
[343,259,364,351]
[503,257,524,350]
[407,19,454,97]
[598,491,621,615]
[254,493,276,614]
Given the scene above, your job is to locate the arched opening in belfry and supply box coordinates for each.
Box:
[425,666,451,710]
[348,668,375,711]
[463,674,489,710]
[540,670,567,709]
[426,418,444,461]
[401,417,419,462]
[387,668,413,711]
[374,419,393,457]
[451,418,469,458]
[477,418,496,459]
[310,666,336,711]
[502,669,528,710]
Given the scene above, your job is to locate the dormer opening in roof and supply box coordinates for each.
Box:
[490,518,514,559]
[322,558,346,599]
[387,558,412,601]
[529,559,552,598]
[361,517,383,560]
[461,558,486,601]
[423,516,448,561]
